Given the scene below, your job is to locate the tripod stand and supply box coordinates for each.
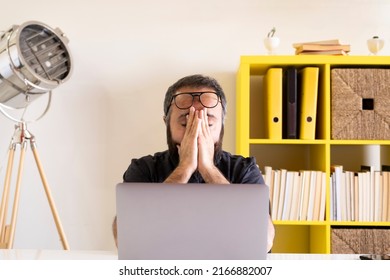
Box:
[0,122,69,249]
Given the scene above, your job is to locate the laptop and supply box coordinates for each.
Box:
[116,183,269,260]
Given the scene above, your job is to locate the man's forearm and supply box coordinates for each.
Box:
[267,215,275,252]
[199,165,230,184]
[164,165,193,183]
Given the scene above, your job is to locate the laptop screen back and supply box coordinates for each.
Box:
[116,183,269,260]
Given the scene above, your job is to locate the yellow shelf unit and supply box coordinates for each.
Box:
[236,55,390,254]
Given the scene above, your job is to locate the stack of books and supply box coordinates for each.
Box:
[263,166,327,222]
[330,165,390,222]
[293,39,350,56]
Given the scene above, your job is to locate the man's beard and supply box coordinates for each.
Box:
[166,123,224,164]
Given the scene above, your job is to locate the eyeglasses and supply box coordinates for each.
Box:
[170,91,220,111]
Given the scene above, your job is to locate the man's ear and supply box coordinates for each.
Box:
[163,115,167,124]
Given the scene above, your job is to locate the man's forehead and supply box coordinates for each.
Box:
[176,86,214,93]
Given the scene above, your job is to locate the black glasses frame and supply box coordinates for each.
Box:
[169,91,221,111]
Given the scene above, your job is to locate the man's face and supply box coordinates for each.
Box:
[167,86,224,146]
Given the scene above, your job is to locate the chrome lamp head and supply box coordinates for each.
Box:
[0,20,72,110]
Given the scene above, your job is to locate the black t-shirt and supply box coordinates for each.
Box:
[123,150,264,184]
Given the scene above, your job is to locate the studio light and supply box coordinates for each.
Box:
[0,20,71,110]
[0,21,72,249]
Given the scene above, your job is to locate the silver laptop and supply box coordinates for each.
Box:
[116,183,269,260]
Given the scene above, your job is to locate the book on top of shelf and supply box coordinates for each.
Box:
[295,44,350,53]
[292,39,340,48]
[293,39,350,56]
[296,49,348,56]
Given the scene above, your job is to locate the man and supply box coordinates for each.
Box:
[122,74,275,251]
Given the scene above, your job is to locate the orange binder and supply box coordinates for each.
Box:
[299,67,319,140]
[264,68,283,139]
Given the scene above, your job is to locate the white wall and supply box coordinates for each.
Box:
[0,0,389,251]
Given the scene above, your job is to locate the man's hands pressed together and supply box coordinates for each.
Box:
[176,106,200,176]
[165,106,228,184]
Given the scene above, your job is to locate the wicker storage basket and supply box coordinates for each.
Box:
[331,227,390,254]
[331,68,390,140]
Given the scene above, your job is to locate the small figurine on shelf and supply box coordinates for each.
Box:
[264,27,280,55]
[367,36,385,55]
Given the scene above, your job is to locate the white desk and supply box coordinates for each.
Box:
[0,250,361,260]
[268,253,360,260]
[0,249,118,260]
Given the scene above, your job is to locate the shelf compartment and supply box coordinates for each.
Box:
[248,68,327,140]
[251,143,327,172]
[330,144,390,171]
[272,224,329,253]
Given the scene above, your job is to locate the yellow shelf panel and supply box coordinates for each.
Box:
[330,221,390,226]
[249,139,328,145]
[330,140,390,145]
[240,55,390,75]
[274,220,329,226]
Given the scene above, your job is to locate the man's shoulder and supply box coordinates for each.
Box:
[220,151,256,164]
[218,151,263,184]
[124,150,173,182]
[132,150,170,163]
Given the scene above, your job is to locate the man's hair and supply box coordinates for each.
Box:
[163,74,227,118]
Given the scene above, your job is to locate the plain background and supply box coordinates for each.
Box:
[0,0,389,251]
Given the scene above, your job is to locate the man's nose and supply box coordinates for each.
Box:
[192,96,204,110]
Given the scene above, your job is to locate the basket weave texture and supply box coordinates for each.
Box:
[331,68,390,140]
[331,227,390,254]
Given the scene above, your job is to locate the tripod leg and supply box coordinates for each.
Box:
[31,145,70,250]
[0,147,16,245]
[7,143,27,249]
